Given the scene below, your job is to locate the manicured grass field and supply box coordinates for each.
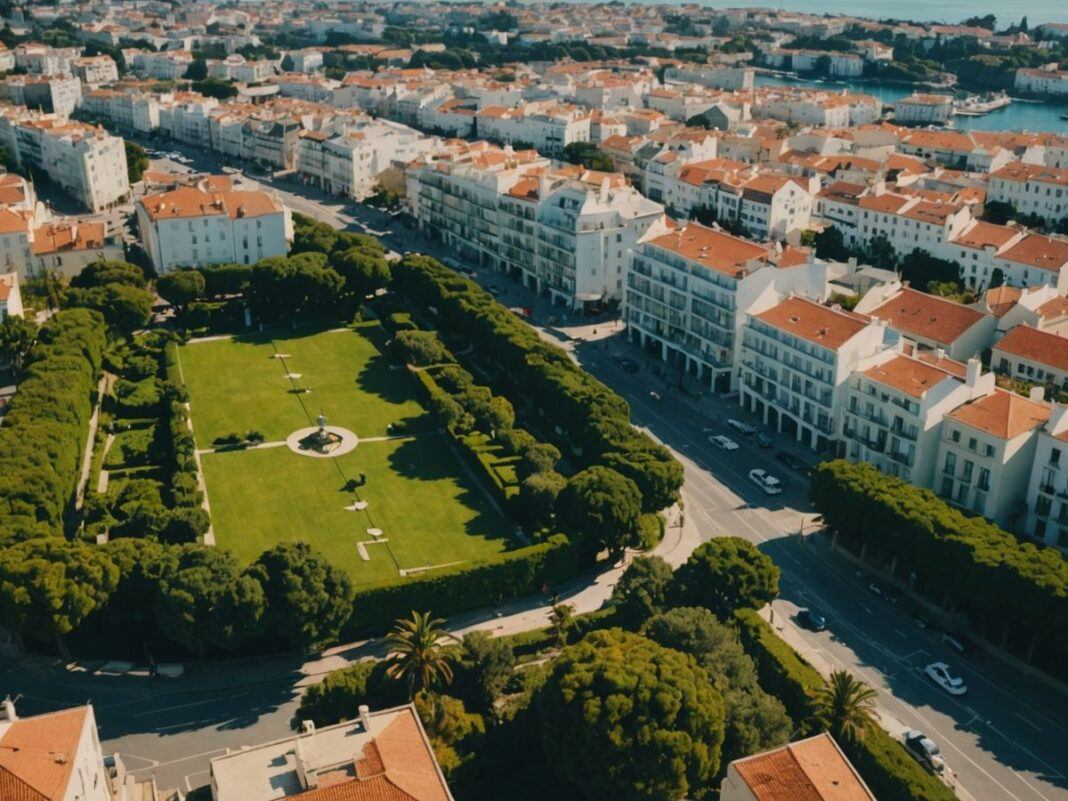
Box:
[181,326,513,585]
[177,326,430,445]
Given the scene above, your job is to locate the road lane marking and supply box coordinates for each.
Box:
[1014,713,1042,733]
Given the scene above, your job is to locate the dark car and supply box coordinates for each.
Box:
[941,631,972,656]
[798,608,827,631]
[620,359,640,374]
[775,451,806,471]
[755,432,773,448]
[868,582,900,605]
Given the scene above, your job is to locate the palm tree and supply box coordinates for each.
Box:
[548,599,575,649]
[812,670,880,743]
[386,610,458,699]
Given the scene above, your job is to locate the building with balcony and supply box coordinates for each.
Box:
[843,352,994,487]
[625,222,830,391]
[934,388,1050,528]
[991,325,1068,392]
[740,295,891,452]
[860,287,996,360]
[1022,404,1068,552]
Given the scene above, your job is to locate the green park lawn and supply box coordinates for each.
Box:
[181,326,514,585]
[177,326,430,445]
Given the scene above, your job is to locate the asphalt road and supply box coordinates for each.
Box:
[4,140,1063,799]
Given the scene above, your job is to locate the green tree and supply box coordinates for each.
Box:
[812,670,880,744]
[515,469,565,529]
[864,232,897,269]
[612,555,674,625]
[0,314,38,375]
[184,57,208,80]
[556,466,642,560]
[247,542,355,651]
[518,441,560,479]
[386,610,459,699]
[332,246,391,300]
[0,537,118,658]
[675,538,780,619]
[71,259,147,289]
[156,270,205,313]
[538,629,725,801]
[192,77,238,99]
[548,599,575,648]
[899,249,960,292]
[982,200,1016,225]
[155,545,265,659]
[64,283,154,335]
[125,140,149,183]
[97,538,174,639]
[392,329,452,366]
[280,54,295,72]
[294,660,405,727]
[812,225,852,261]
[456,630,516,714]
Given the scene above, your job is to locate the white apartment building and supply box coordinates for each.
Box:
[0,699,112,801]
[740,295,891,452]
[843,352,994,488]
[0,114,130,213]
[894,94,954,125]
[14,44,78,75]
[136,180,292,273]
[129,50,195,80]
[209,704,453,801]
[665,65,755,91]
[978,284,1068,337]
[0,74,82,117]
[209,56,276,84]
[72,55,120,88]
[625,222,829,390]
[476,103,591,155]
[816,180,867,249]
[1023,405,1068,551]
[829,54,864,78]
[992,325,1068,391]
[296,119,435,200]
[82,89,162,133]
[282,49,324,73]
[935,388,1050,527]
[1015,68,1068,97]
[988,161,1068,224]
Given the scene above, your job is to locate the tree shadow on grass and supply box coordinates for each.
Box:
[355,352,415,405]
[385,435,514,549]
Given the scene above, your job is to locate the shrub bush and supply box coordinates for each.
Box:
[113,377,162,416]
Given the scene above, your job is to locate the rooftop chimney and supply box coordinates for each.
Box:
[1030,386,1046,403]
[358,704,372,732]
[0,697,16,722]
[965,357,981,388]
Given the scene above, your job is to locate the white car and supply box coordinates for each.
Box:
[727,418,755,436]
[925,662,967,696]
[748,469,783,495]
[710,434,739,451]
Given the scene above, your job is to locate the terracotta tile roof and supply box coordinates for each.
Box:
[947,388,1050,440]
[139,185,281,221]
[0,208,31,235]
[858,193,911,214]
[982,285,1022,317]
[863,354,955,398]
[870,288,987,346]
[645,222,768,278]
[953,221,1019,252]
[0,707,88,801]
[0,273,15,302]
[31,222,107,256]
[291,710,450,801]
[0,173,28,205]
[1037,296,1068,320]
[991,161,1068,187]
[994,325,1068,373]
[755,296,870,352]
[732,733,874,801]
[506,177,539,201]
[997,234,1068,273]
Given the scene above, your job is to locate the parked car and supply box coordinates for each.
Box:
[941,631,972,656]
[903,730,946,773]
[728,418,756,436]
[775,451,806,471]
[649,391,662,402]
[487,285,501,296]
[754,432,773,448]
[925,662,967,696]
[911,612,930,629]
[709,434,739,451]
[868,582,900,605]
[748,469,783,495]
[798,608,827,631]
[619,359,640,374]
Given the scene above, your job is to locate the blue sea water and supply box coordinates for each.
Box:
[754,75,1068,133]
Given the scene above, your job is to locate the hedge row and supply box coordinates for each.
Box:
[811,460,1068,677]
[162,341,203,510]
[392,255,683,514]
[0,308,106,540]
[343,534,578,635]
[733,609,955,801]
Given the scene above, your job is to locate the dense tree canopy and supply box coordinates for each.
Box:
[332,246,391,300]
[674,538,780,619]
[156,270,205,312]
[556,466,642,559]
[247,542,355,651]
[612,555,675,625]
[0,314,37,374]
[537,628,725,801]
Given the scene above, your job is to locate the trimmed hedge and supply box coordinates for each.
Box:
[733,609,955,801]
[811,460,1068,678]
[162,341,202,510]
[0,308,106,540]
[344,534,578,635]
[393,255,683,514]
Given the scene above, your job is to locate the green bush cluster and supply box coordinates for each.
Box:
[162,341,203,511]
[0,308,106,541]
[810,460,1068,677]
[344,534,577,635]
[392,255,683,514]
[733,609,955,801]
[113,376,163,415]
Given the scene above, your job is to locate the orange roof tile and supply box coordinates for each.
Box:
[871,288,987,346]
[982,285,1022,318]
[645,222,768,278]
[948,389,1050,440]
[997,235,1068,273]
[732,733,874,801]
[994,325,1068,373]
[754,296,870,351]
[863,354,955,398]
[0,707,88,801]
[953,221,1019,252]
